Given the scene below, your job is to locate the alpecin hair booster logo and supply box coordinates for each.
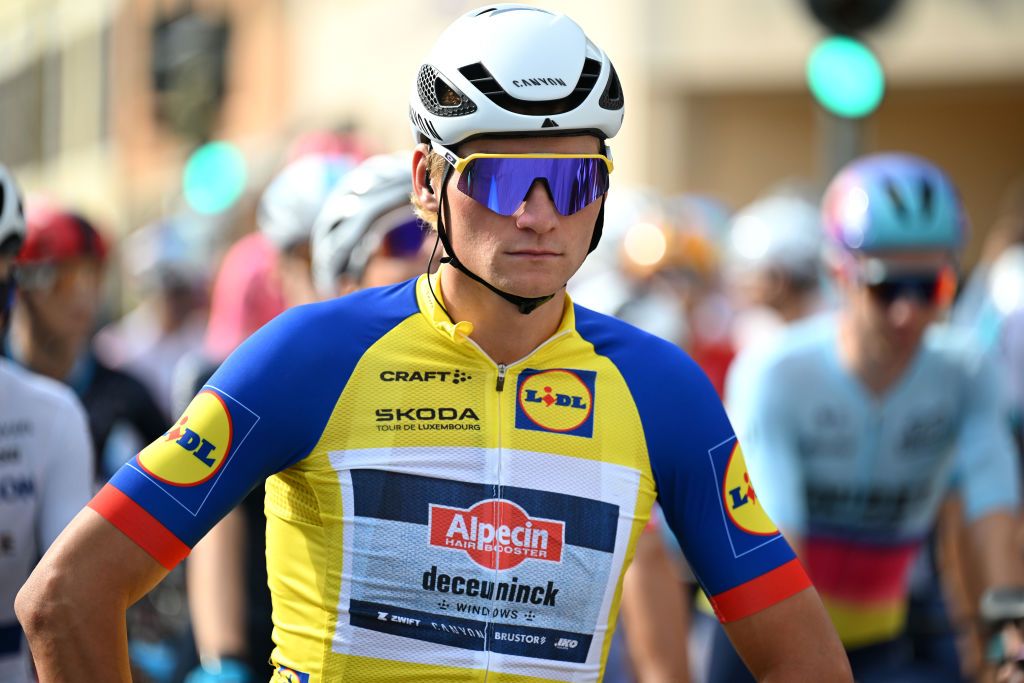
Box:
[428,499,565,570]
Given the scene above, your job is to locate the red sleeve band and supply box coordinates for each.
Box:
[709,558,812,623]
[88,483,190,570]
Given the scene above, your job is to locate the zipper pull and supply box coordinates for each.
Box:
[496,364,507,392]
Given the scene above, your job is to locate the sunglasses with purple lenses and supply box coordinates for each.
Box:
[380,218,428,259]
[435,144,613,217]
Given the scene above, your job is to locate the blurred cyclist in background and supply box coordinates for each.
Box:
[0,164,92,683]
[182,150,354,683]
[725,190,830,353]
[310,151,433,298]
[7,199,167,482]
[95,217,209,417]
[714,152,1023,682]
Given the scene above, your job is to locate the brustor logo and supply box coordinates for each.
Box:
[137,390,234,487]
[379,369,473,385]
[429,498,564,570]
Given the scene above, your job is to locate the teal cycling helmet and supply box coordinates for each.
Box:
[823,152,967,253]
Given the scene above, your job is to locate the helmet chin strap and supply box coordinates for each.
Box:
[433,163,605,316]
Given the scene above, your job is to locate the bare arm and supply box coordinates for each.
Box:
[723,588,852,682]
[15,507,170,682]
[969,510,1024,588]
[187,506,249,662]
[619,531,690,683]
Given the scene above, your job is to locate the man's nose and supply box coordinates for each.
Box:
[514,180,559,233]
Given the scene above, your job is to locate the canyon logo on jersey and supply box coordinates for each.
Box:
[429,498,565,570]
[515,368,596,437]
[709,438,781,558]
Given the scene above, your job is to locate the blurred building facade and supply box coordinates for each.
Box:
[1,0,1022,265]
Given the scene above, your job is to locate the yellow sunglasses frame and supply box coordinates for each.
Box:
[431,141,614,175]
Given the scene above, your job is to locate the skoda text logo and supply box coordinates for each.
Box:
[379,369,472,384]
[429,499,564,570]
[516,369,594,434]
[137,391,233,487]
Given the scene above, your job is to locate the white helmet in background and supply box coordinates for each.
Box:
[726,194,823,286]
[311,153,422,298]
[257,154,355,252]
[0,164,26,255]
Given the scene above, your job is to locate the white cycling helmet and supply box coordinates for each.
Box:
[0,164,26,255]
[257,154,355,252]
[311,153,422,297]
[409,4,623,146]
[727,194,823,285]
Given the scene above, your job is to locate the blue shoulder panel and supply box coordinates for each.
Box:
[108,279,419,547]
[574,304,798,599]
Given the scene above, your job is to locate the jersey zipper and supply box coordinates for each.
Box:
[496,364,508,392]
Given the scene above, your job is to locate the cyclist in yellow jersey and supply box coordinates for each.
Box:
[17,5,851,682]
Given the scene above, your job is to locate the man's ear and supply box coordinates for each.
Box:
[412,143,438,214]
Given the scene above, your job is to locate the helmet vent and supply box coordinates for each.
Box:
[599,64,623,110]
[920,180,934,219]
[417,64,478,117]
[884,179,908,222]
[458,58,603,116]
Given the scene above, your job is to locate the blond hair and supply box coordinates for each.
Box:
[410,151,447,231]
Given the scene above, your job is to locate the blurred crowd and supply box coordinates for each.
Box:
[2,120,1024,683]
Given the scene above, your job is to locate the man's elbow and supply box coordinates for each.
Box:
[16,562,81,641]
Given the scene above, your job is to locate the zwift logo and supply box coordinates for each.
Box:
[515,368,596,437]
[428,498,565,570]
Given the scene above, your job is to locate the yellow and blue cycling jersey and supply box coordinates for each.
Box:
[90,273,809,682]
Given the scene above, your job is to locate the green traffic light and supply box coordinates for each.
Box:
[183,141,247,215]
[806,36,885,118]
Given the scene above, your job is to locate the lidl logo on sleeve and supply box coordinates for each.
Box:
[137,390,233,487]
[515,368,596,437]
[709,439,780,558]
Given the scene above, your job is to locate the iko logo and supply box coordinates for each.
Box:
[379,369,473,384]
[554,637,579,650]
[512,77,568,88]
[429,499,565,570]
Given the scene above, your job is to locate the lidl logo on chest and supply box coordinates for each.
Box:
[515,368,596,437]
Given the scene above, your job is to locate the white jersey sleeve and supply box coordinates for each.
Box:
[37,391,93,548]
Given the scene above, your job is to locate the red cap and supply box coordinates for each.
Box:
[19,200,108,265]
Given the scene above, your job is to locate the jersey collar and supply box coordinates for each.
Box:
[415,268,577,346]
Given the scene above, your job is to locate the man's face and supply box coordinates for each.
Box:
[442,135,604,299]
[844,250,954,356]
[20,257,103,343]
